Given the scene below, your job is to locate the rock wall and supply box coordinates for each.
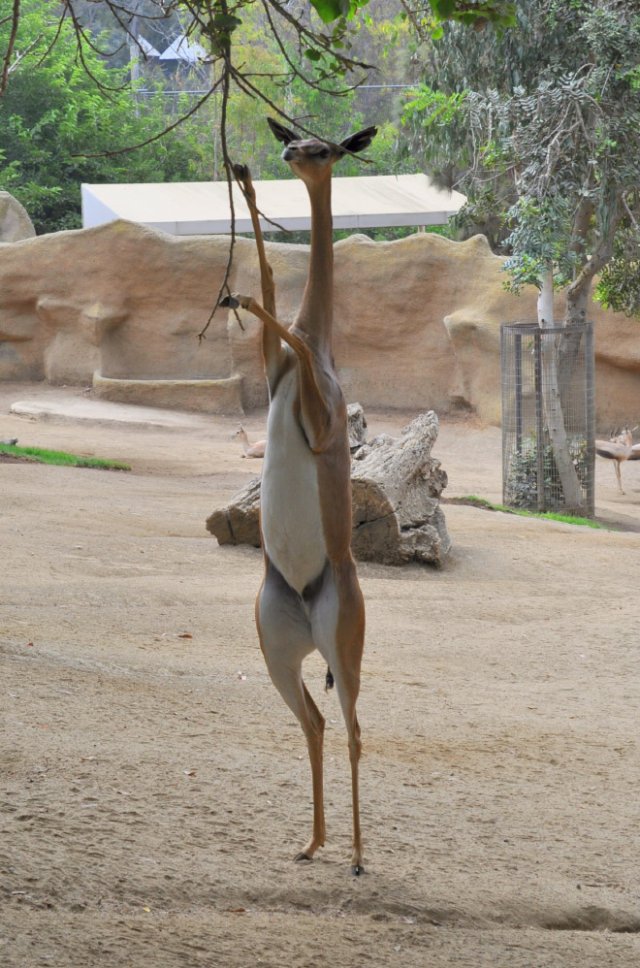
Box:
[0,218,639,426]
[0,221,243,410]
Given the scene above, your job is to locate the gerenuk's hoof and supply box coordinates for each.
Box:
[351,864,365,876]
[294,852,313,864]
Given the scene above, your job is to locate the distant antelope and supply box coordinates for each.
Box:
[595,426,640,494]
[233,426,266,459]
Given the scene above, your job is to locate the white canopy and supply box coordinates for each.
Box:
[136,36,161,58]
[81,174,466,236]
[158,34,207,64]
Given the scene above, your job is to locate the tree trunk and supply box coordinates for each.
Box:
[559,268,591,396]
[128,12,141,119]
[537,267,584,510]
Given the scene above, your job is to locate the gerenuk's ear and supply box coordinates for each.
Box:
[339,125,378,155]
[267,117,301,145]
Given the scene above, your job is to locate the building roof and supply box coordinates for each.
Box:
[81,174,466,236]
[158,34,207,64]
[136,36,161,58]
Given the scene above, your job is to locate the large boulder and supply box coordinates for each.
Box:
[0,192,35,243]
[206,410,451,567]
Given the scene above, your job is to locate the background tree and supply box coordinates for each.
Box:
[403,0,640,324]
[0,1,213,232]
[403,0,640,508]
[1,0,517,136]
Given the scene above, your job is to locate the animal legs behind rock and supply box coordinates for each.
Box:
[256,564,326,861]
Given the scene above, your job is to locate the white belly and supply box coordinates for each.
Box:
[261,369,327,593]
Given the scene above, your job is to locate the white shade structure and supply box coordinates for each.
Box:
[135,36,161,58]
[158,34,207,64]
[81,174,466,236]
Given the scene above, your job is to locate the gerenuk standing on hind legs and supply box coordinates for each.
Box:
[221,117,377,875]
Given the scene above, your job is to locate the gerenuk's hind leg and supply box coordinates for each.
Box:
[310,562,365,874]
[256,560,327,861]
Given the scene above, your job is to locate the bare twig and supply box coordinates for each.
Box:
[199,54,242,340]
[621,191,639,230]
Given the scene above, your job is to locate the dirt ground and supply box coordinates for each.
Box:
[1,382,639,968]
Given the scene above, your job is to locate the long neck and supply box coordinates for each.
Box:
[295,176,333,350]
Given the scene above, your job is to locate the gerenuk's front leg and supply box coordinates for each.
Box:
[221,294,336,452]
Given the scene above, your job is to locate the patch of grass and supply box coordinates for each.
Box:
[447,495,604,529]
[0,443,131,472]
[508,508,603,529]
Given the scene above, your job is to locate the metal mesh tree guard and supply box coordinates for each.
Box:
[501,321,595,516]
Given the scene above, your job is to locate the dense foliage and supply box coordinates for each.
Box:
[0,3,209,233]
[403,0,640,512]
[403,0,640,323]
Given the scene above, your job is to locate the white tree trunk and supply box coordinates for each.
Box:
[128,13,141,119]
[537,267,584,510]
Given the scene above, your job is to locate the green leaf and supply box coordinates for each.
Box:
[309,0,347,24]
[428,0,516,29]
[212,13,242,30]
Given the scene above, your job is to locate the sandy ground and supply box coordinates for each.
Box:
[1,382,639,968]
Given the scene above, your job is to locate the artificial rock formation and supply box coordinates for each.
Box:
[0,192,35,243]
[207,410,450,567]
[1,219,639,426]
[0,221,241,406]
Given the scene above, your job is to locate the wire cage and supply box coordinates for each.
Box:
[501,321,595,516]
